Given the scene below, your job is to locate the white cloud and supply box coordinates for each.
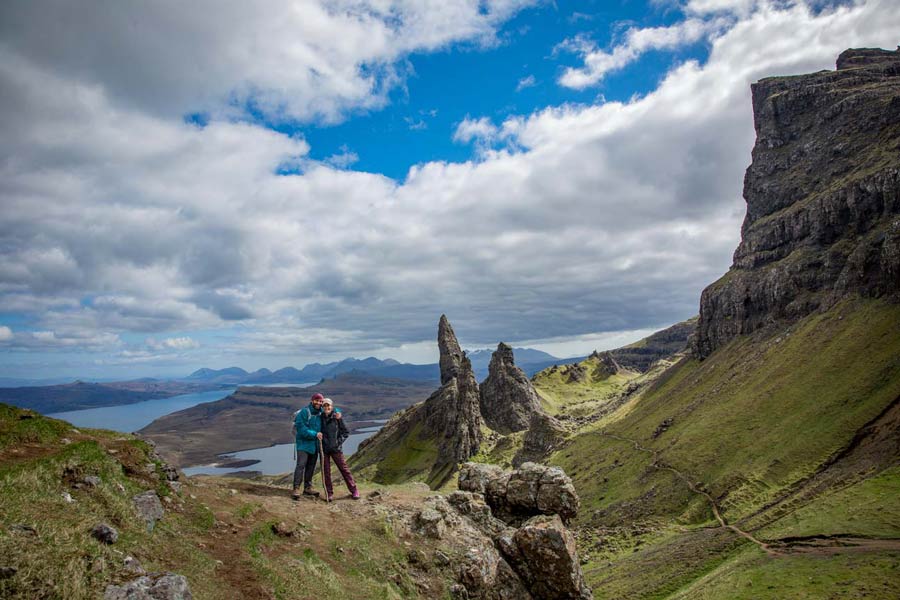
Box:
[0,326,13,342]
[0,1,538,124]
[147,337,201,351]
[516,74,537,91]
[453,116,500,144]
[324,147,360,169]
[558,17,722,88]
[1,0,898,365]
[686,0,757,15]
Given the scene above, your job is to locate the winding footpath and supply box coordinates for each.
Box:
[599,431,777,556]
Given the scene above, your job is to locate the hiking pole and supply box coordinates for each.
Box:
[318,437,329,503]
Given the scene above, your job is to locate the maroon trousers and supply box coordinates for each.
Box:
[322,451,357,497]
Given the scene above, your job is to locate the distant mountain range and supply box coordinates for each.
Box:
[183,347,575,386]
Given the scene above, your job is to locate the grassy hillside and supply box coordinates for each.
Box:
[549,297,900,598]
[0,404,469,599]
[532,354,640,418]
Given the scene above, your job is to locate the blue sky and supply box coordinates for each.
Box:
[0,0,897,380]
[272,1,713,180]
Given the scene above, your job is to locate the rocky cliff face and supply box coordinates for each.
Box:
[694,48,900,358]
[479,343,544,434]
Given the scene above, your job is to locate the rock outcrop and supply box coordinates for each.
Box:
[499,515,593,600]
[694,48,900,358]
[351,315,482,487]
[426,463,591,599]
[479,343,544,434]
[513,412,568,467]
[406,462,590,599]
[422,316,483,480]
[608,317,696,371]
[459,461,580,525]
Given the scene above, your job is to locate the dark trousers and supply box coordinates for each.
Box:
[322,451,357,496]
[292,450,318,490]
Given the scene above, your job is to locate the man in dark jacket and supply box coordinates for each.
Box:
[292,392,325,499]
[320,398,359,501]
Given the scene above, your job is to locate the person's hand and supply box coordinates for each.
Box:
[316,432,323,440]
[335,412,342,420]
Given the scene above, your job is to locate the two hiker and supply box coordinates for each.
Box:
[292,392,359,501]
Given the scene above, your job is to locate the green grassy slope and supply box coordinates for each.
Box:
[0,404,463,599]
[549,297,900,598]
[532,354,640,417]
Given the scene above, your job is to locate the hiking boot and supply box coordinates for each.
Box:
[302,488,320,497]
[326,494,334,502]
[291,489,301,500]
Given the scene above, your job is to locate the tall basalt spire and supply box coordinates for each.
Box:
[438,314,464,385]
[424,315,483,484]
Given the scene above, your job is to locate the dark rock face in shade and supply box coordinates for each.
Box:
[479,343,544,434]
[694,48,900,358]
[438,314,464,385]
[424,316,483,481]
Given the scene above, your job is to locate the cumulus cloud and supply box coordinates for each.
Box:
[0,326,13,342]
[558,17,723,88]
[147,337,201,351]
[453,116,501,144]
[0,0,538,124]
[1,0,898,368]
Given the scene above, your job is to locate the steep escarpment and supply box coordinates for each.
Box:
[695,48,900,358]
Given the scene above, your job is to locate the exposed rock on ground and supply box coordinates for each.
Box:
[104,573,192,600]
[500,515,593,600]
[479,343,545,434]
[132,491,165,532]
[694,47,900,358]
[448,462,590,599]
[459,462,580,525]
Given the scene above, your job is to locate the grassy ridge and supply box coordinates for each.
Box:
[550,298,900,598]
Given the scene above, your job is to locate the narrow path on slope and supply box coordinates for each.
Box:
[597,431,777,555]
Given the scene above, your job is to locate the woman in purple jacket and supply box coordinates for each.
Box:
[320,398,360,501]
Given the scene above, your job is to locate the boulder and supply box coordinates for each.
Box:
[458,462,580,525]
[104,573,192,600]
[458,462,506,495]
[479,343,544,434]
[133,491,165,532]
[505,515,592,600]
[82,475,102,487]
[90,523,119,544]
